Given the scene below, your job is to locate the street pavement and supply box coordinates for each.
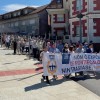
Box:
[71,71,100,96]
[0,47,100,100]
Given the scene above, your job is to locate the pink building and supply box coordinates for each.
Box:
[69,0,100,49]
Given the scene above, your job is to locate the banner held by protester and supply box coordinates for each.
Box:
[43,53,100,76]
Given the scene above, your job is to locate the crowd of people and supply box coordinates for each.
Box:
[41,40,97,84]
[1,34,44,58]
[1,34,100,84]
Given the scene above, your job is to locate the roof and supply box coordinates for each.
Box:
[0,5,48,17]
[29,4,49,14]
[47,0,63,9]
[0,7,36,16]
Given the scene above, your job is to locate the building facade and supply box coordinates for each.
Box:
[0,6,48,37]
[69,0,100,47]
[46,0,70,42]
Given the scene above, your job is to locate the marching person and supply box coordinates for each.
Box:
[40,46,50,84]
[75,43,85,77]
[48,42,60,79]
[25,39,29,54]
[5,35,10,49]
[49,42,60,53]
[62,43,69,53]
[13,39,17,55]
[86,43,94,53]
[17,40,21,55]
[20,39,25,54]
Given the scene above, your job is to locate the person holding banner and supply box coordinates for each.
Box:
[48,42,60,79]
[75,43,85,77]
[86,43,94,53]
[63,45,75,78]
[49,42,60,53]
[86,43,96,76]
[62,43,69,53]
[40,46,50,84]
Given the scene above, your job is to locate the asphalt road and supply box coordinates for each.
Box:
[71,72,100,96]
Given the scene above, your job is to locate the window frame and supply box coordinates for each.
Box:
[75,25,83,37]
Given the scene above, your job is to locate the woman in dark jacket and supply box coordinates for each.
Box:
[86,43,94,53]
[63,43,69,53]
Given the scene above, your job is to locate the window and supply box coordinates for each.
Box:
[22,21,25,25]
[57,14,64,22]
[8,14,11,18]
[11,23,14,27]
[25,10,28,14]
[4,15,9,19]
[57,0,61,3]
[21,26,26,32]
[57,30,64,36]
[76,0,83,11]
[2,25,5,28]
[30,19,35,24]
[76,25,83,37]
[13,13,17,17]
[15,22,18,26]
[18,12,20,16]
[8,24,10,27]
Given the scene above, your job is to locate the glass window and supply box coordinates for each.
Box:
[18,12,20,16]
[30,19,35,24]
[25,10,28,14]
[22,21,25,25]
[8,24,10,27]
[57,30,64,36]
[8,14,11,18]
[15,22,18,26]
[76,0,83,11]
[13,13,17,17]
[57,14,64,22]
[2,25,5,28]
[76,25,83,37]
[11,23,14,27]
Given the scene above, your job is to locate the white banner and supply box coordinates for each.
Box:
[43,53,100,76]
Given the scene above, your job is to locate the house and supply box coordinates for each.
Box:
[69,0,100,51]
[46,0,70,42]
[0,5,48,37]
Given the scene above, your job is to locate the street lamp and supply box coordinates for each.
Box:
[77,0,84,43]
[77,13,84,43]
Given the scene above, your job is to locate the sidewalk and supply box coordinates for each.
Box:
[0,47,100,100]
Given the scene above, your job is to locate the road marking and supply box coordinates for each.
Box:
[0,64,43,77]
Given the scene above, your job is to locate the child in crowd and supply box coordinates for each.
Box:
[40,46,50,84]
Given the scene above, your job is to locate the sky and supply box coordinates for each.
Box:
[0,0,51,14]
